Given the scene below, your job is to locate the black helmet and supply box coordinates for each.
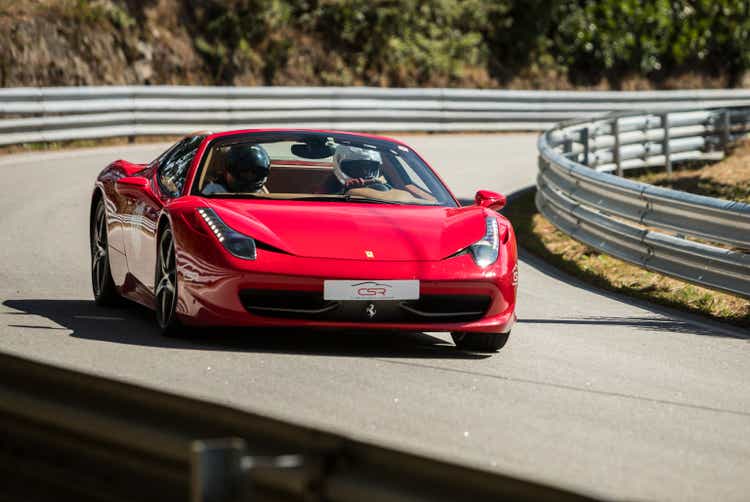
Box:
[225,145,271,192]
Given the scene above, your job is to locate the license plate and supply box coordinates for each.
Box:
[323,280,420,301]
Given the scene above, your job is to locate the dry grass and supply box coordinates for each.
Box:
[634,139,750,204]
[0,135,181,156]
[506,191,750,328]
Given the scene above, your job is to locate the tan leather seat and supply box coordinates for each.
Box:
[265,166,333,193]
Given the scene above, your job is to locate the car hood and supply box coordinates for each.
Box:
[205,199,493,261]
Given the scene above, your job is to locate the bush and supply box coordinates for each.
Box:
[184,0,750,87]
[314,0,493,86]
[552,0,750,87]
[11,0,750,88]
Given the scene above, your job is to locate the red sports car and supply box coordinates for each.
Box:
[90,130,517,351]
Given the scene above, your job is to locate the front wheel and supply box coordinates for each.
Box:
[451,331,510,352]
[91,200,121,306]
[155,227,183,336]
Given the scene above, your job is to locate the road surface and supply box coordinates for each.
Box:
[0,135,748,501]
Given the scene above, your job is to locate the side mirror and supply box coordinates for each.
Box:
[475,190,506,210]
[115,176,150,196]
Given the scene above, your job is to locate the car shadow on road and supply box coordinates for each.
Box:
[2,299,491,359]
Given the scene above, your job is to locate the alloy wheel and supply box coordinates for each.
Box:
[91,203,109,298]
[155,228,178,329]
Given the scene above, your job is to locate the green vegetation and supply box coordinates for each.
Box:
[185,0,750,87]
[552,0,750,87]
[4,0,750,88]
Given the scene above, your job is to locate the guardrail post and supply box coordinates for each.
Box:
[191,439,309,502]
[129,87,137,144]
[721,109,731,154]
[563,136,573,156]
[613,117,622,176]
[191,438,248,502]
[39,88,47,145]
[661,112,671,178]
[580,127,590,166]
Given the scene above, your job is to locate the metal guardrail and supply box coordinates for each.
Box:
[1,86,748,295]
[0,351,599,502]
[537,107,750,299]
[2,86,750,144]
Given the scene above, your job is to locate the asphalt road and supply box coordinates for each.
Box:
[1,135,748,501]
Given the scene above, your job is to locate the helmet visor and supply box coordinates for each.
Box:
[340,159,381,179]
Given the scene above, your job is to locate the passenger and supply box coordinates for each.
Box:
[203,145,271,194]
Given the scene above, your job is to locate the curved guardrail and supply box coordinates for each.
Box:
[2,86,750,145]
[2,86,749,296]
[537,107,750,299]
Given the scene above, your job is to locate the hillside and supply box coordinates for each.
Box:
[1,0,749,89]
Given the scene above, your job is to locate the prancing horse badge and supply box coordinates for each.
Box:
[366,304,377,319]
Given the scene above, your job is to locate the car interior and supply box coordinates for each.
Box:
[195,139,443,204]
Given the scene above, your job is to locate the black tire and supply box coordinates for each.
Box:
[451,331,510,352]
[155,226,183,336]
[90,199,121,306]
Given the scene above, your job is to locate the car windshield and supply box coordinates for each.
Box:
[193,131,456,207]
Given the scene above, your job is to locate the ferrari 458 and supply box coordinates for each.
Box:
[90,130,517,351]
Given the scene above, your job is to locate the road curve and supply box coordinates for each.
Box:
[0,135,748,502]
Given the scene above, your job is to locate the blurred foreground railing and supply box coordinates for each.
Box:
[0,351,598,502]
[2,86,750,144]
[537,107,750,299]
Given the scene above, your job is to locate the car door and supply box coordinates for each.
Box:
[125,136,204,292]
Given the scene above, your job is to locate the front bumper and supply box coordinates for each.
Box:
[174,227,517,333]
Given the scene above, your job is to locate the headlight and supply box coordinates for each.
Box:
[469,217,499,267]
[197,208,256,260]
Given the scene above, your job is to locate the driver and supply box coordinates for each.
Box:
[332,145,391,192]
[203,144,271,194]
[326,144,435,203]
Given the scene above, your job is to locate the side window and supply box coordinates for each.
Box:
[158,136,204,197]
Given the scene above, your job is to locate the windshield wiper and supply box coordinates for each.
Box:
[286,195,406,204]
[215,194,438,205]
[202,193,274,199]
[343,195,406,205]
[284,195,347,202]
